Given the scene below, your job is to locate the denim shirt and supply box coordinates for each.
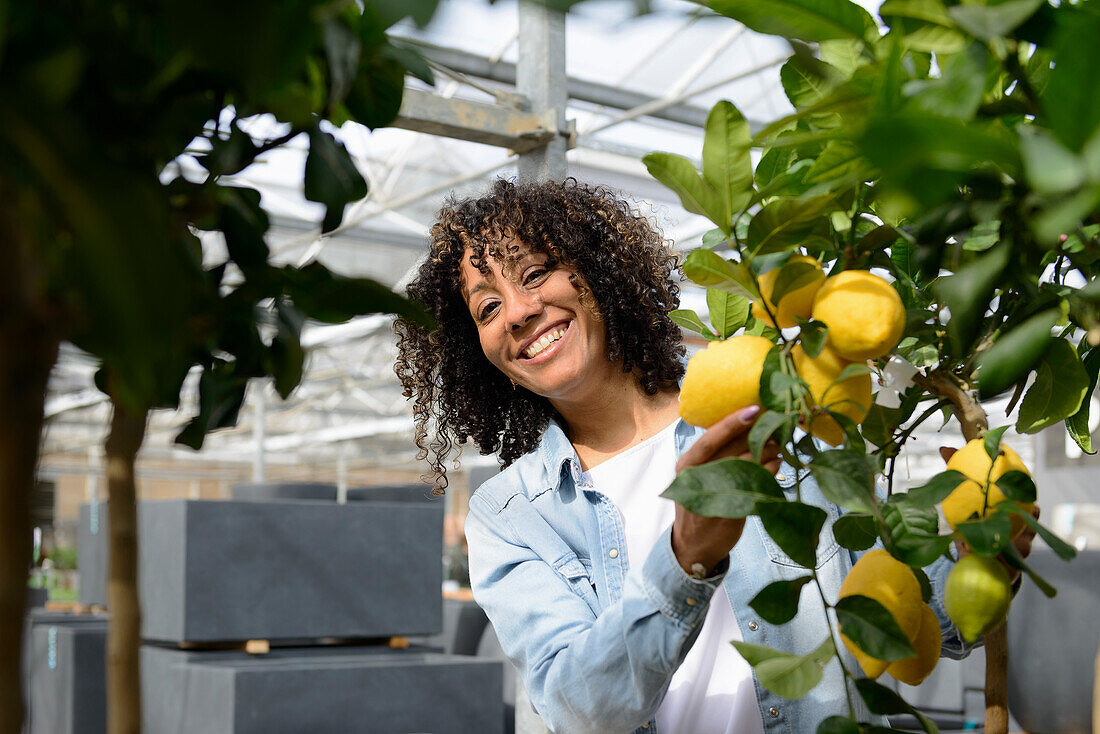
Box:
[466,417,975,734]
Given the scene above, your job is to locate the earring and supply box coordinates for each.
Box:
[509,378,517,390]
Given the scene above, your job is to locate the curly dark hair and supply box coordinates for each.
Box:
[393,178,686,491]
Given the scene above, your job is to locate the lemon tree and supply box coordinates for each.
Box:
[646,1,1097,731]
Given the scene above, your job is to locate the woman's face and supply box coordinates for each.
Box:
[459,241,611,404]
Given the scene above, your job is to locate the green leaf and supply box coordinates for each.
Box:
[1019,126,1087,196]
[817,716,860,734]
[1017,338,1090,433]
[702,100,754,224]
[1043,5,1100,152]
[803,141,869,187]
[904,469,966,506]
[218,186,272,273]
[879,0,968,53]
[948,0,1045,42]
[670,309,719,340]
[800,320,828,358]
[756,146,796,189]
[660,458,785,518]
[983,425,1011,461]
[681,249,760,299]
[996,470,1036,504]
[781,54,845,108]
[1000,542,1057,598]
[933,244,1011,356]
[914,566,933,604]
[854,679,940,734]
[175,366,249,450]
[757,500,828,568]
[835,595,917,661]
[304,126,369,233]
[759,347,805,413]
[707,289,752,339]
[733,637,836,699]
[285,262,433,327]
[702,228,729,249]
[266,300,305,399]
[1002,504,1077,561]
[747,196,837,255]
[882,500,951,567]
[748,410,795,463]
[750,575,814,625]
[808,450,877,514]
[771,261,822,303]
[707,0,879,42]
[903,43,986,120]
[1066,345,1100,454]
[955,511,1012,556]
[976,309,1059,399]
[643,152,728,231]
[833,513,878,552]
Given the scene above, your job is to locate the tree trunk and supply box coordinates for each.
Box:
[105,401,148,734]
[914,368,1007,734]
[0,187,61,734]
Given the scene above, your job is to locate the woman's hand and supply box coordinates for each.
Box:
[670,405,781,577]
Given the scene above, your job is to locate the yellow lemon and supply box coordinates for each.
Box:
[886,603,941,686]
[943,438,1034,538]
[791,343,872,446]
[751,255,826,329]
[838,549,924,679]
[679,335,774,428]
[944,554,1012,643]
[811,270,906,361]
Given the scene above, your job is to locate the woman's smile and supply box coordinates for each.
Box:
[520,320,572,361]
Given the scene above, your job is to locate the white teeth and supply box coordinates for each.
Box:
[523,326,567,358]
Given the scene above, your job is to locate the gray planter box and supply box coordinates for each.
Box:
[231,483,338,502]
[26,615,109,734]
[346,484,440,503]
[142,645,503,734]
[77,502,108,607]
[79,499,443,643]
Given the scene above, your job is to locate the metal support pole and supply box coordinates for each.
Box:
[252,385,266,483]
[336,442,348,504]
[517,1,568,183]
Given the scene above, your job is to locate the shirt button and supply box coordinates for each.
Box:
[769,706,779,718]
[685,597,698,606]
[748,621,759,631]
[608,548,619,559]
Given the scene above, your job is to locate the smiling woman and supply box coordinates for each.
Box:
[391,179,973,734]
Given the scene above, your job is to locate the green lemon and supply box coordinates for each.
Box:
[944,554,1013,643]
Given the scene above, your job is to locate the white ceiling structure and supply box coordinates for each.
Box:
[42,0,1023,490]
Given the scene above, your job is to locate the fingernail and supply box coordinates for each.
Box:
[740,405,761,421]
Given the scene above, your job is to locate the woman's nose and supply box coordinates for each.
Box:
[505,291,542,332]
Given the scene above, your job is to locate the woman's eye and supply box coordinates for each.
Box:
[478,302,499,321]
[524,268,548,285]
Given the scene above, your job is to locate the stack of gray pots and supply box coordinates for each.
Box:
[59,483,503,734]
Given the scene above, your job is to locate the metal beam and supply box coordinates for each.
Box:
[403,38,715,129]
[517,2,569,182]
[391,89,558,152]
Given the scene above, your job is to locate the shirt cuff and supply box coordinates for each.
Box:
[640,525,728,630]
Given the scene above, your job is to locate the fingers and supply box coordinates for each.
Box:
[677,405,761,471]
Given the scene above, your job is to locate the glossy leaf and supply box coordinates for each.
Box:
[643,152,728,231]
[770,261,822,303]
[267,300,306,399]
[904,470,966,507]
[1043,5,1100,151]
[879,0,967,53]
[882,500,950,567]
[976,309,1059,399]
[780,53,845,109]
[733,637,836,699]
[948,0,1045,41]
[1017,338,1090,433]
[833,513,878,552]
[304,126,369,233]
[748,410,795,463]
[983,425,1011,461]
[1066,346,1100,454]
[817,716,860,734]
[1001,542,1057,598]
[707,289,752,339]
[854,679,940,734]
[835,595,916,661]
[661,458,785,518]
[285,262,433,327]
[799,320,828,358]
[747,196,836,255]
[707,0,879,42]
[809,450,877,514]
[681,249,760,299]
[996,470,1036,504]
[932,244,1011,356]
[749,575,814,625]
[1002,504,1077,561]
[702,101,755,224]
[670,309,719,340]
[956,512,1012,556]
[758,500,828,568]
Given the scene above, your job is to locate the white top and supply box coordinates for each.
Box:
[581,420,766,734]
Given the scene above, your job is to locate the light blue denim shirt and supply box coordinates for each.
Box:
[466,417,974,734]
